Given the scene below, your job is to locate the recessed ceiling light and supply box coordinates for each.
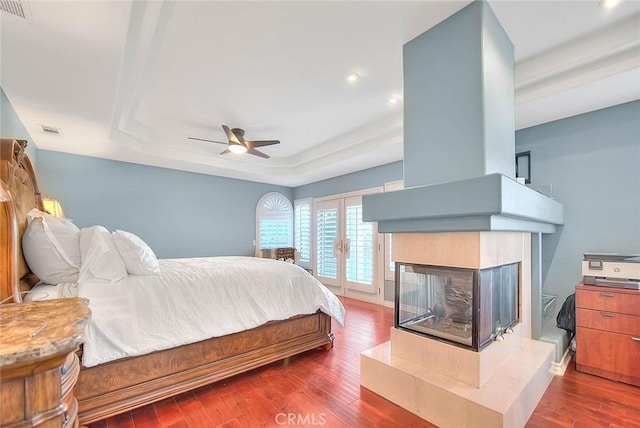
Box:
[347,72,360,83]
[388,97,400,106]
[600,0,619,8]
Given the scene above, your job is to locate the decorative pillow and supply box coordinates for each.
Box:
[22,208,81,284]
[23,282,78,302]
[79,226,128,282]
[112,230,160,275]
[23,283,61,302]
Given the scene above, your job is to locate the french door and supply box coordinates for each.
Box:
[314,194,382,305]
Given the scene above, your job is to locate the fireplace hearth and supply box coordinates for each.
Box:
[396,263,519,351]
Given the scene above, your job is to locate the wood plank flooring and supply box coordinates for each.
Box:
[89,298,640,428]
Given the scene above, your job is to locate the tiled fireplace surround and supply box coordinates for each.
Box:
[360,232,555,427]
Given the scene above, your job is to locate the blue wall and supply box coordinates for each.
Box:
[516,100,640,309]
[4,83,639,309]
[294,161,402,200]
[1,88,37,163]
[2,87,291,259]
[35,150,292,258]
[296,102,640,306]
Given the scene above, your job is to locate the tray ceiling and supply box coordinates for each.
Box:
[1,1,639,186]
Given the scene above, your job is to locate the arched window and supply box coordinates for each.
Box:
[256,192,293,253]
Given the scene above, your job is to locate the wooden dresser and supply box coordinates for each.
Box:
[0,298,90,427]
[575,283,640,386]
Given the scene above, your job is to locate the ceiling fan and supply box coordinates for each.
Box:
[188,125,280,159]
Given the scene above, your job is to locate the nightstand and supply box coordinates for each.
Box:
[0,298,91,427]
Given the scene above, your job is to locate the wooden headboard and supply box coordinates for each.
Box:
[0,139,44,303]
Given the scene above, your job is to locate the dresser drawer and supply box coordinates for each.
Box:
[577,308,640,336]
[576,288,640,315]
[576,327,640,386]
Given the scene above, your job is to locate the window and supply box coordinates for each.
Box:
[345,201,373,285]
[294,198,312,268]
[256,192,293,252]
[383,180,403,281]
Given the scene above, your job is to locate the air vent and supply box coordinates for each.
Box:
[0,0,27,19]
[41,125,61,135]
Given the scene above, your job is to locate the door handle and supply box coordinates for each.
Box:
[333,239,343,256]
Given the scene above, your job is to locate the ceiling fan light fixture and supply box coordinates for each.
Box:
[599,0,619,8]
[189,125,279,158]
[228,143,247,154]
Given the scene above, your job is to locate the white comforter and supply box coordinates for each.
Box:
[78,256,345,367]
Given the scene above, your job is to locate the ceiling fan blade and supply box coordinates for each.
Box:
[247,148,270,159]
[222,125,241,144]
[247,140,280,148]
[219,148,231,155]
[188,137,227,145]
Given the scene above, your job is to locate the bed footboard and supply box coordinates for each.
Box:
[77,311,333,424]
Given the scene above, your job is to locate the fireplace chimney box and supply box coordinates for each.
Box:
[362,0,564,233]
[404,0,515,187]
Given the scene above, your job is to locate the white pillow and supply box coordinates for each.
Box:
[22,208,81,284]
[79,226,128,282]
[23,283,62,302]
[112,230,160,275]
[23,282,78,302]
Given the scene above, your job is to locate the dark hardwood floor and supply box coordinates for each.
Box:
[90,298,640,428]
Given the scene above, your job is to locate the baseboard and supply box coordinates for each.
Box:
[383,300,394,308]
[550,348,572,376]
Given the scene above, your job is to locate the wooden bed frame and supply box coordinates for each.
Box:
[0,139,335,424]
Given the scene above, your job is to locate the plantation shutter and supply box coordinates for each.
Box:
[345,200,373,285]
[257,192,293,250]
[315,206,338,279]
[294,199,312,267]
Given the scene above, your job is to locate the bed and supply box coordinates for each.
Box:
[0,138,343,424]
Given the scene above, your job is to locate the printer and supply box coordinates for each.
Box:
[582,253,640,289]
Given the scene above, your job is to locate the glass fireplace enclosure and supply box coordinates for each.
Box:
[395,263,519,351]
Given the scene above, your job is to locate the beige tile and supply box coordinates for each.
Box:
[361,337,553,428]
[466,402,503,428]
[361,340,391,363]
[499,342,553,384]
[479,232,498,268]
[416,381,469,428]
[392,232,481,268]
[361,351,419,413]
[467,375,523,413]
[391,328,481,387]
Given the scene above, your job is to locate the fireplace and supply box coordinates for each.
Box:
[359,1,560,425]
[395,262,519,351]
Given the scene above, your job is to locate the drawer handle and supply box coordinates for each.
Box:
[601,312,616,318]
[632,337,640,342]
[600,293,615,298]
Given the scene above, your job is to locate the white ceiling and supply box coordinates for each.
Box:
[1,0,639,187]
